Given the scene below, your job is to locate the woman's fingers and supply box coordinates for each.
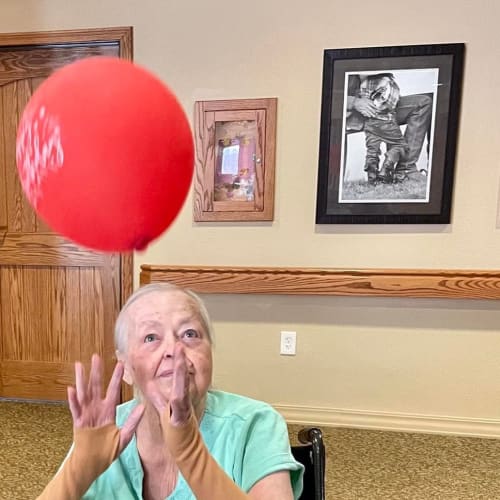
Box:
[119,403,145,452]
[170,344,192,425]
[67,386,81,422]
[71,355,124,429]
[172,344,189,399]
[75,361,87,406]
[88,354,103,401]
[105,361,124,406]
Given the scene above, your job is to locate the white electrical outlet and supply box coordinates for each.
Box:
[280,331,297,356]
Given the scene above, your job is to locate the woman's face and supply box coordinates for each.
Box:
[120,289,213,409]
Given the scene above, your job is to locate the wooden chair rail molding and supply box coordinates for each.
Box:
[140,265,500,300]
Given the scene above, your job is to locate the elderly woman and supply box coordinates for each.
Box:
[38,283,303,499]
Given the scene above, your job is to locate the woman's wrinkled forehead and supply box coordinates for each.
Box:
[126,289,200,326]
[115,284,214,354]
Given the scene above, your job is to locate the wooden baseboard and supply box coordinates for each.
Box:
[275,404,500,438]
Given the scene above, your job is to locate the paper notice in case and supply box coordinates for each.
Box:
[221,145,240,175]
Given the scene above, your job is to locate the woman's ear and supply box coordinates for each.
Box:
[116,350,133,385]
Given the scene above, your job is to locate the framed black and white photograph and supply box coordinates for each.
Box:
[315,43,464,224]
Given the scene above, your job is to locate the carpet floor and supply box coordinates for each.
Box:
[2,400,500,499]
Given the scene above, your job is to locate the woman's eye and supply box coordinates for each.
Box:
[144,333,157,343]
[183,328,199,339]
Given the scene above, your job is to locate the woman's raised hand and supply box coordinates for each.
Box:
[67,354,144,452]
[144,343,192,426]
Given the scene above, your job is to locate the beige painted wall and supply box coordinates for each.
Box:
[2,0,500,432]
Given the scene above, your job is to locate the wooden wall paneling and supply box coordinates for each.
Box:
[78,254,121,384]
[64,264,81,363]
[79,267,105,362]
[51,267,77,362]
[0,360,74,399]
[3,80,35,232]
[0,27,134,401]
[29,78,52,234]
[2,266,79,362]
[0,265,79,399]
[0,233,107,266]
[0,86,6,233]
[140,265,500,300]
[120,253,134,304]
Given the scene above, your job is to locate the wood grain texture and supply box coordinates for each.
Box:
[78,262,120,386]
[262,99,276,219]
[193,98,277,221]
[254,108,266,211]
[2,81,35,232]
[0,28,132,86]
[0,233,108,266]
[193,105,215,218]
[0,27,133,401]
[1,266,79,362]
[120,253,134,305]
[140,265,500,300]
[0,360,74,399]
[0,45,119,84]
[0,26,133,48]
[199,98,278,112]
[0,84,6,231]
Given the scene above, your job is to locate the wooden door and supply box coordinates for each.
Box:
[0,28,133,401]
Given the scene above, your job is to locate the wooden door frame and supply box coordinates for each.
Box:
[0,26,133,58]
[0,27,135,401]
[0,26,134,305]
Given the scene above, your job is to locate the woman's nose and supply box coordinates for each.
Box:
[161,334,177,358]
[162,349,172,359]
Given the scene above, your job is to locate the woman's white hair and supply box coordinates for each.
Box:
[114,282,214,355]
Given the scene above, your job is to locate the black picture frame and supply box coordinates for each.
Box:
[315,43,464,224]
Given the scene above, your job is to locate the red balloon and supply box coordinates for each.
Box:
[16,56,194,252]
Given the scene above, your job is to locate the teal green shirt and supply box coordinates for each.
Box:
[80,390,304,499]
